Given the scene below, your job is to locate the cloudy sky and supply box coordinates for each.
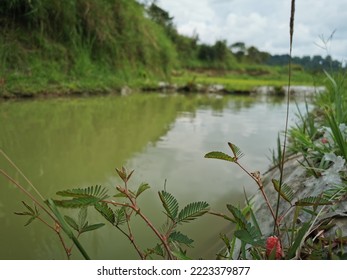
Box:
[146,0,347,62]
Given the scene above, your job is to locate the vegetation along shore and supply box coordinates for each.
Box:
[0,0,342,98]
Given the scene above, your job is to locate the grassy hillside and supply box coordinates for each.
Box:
[0,0,319,98]
[0,0,177,97]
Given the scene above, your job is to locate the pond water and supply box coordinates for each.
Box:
[0,93,306,260]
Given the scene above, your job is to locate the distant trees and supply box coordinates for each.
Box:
[144,2,344,72]
[267,54,343,71]
[146,2,237,69]
[230,42,270,64]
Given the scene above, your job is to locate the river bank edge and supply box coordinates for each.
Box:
[0,81,325,100]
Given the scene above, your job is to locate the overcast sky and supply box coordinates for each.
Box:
[146,0,347,62]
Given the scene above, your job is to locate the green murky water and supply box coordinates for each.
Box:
[0,93,304,259]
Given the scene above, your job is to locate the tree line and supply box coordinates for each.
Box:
[146,1,344,72]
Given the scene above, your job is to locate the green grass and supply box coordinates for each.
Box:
[172,66,322,91]
[0,0,176,98]
[0,1,326,97]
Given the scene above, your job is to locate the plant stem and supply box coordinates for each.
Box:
[105,199,174,260]
[0,169,57,223]
[0,149,45,201]
[234,162,279,228]
[116,224,145,259]
[275,0,296,235]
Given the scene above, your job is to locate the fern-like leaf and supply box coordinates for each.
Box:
[234,229,264,246]
[295,196,332,206]
[94,202,115,224]
[272,179,294,203]
[158,191,179,221]
[171,248,192,260]
[227,204,248,228]
[114,208,127,226]
[56,185,108,200]
[177,201,209,223]
[53,197,101,208]
[323,185,347,201]
[169,231,194,247]
[146,244,165,258]
[14,201,40,226]
[228,142,244,160]
[204,151,235,162]
[227,204,262,245]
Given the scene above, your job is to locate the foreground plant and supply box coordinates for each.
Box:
[205,141,346,259]
[1,152,209,259]
[0,150,91,259]
[52,166,210,259]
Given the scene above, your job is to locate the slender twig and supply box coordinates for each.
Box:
[125,209,145,259]
[35,215,56,230]
[0,169,57,222]
[1,168,81,259]
[234,162,280,229]
[54,223,72,260]
[116,224,145,259]
[0,149,45,201]
[275,0,296,234]
[104,199,174,260]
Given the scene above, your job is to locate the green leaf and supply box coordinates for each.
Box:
[227,204,261,241]
[56,185,108,200]
[64,215,79,231]
[114,208,127,226]
[14,202,40,226]
[136,183,150,198]
[158,191,179,221]
[127,169,135,182]
[80,223,105,233]
[146,244,165,258]
[94,202,115,225]
[171,249,192,260]
[24,216,36,227]
[227,204,248,229]
[78,208,87,229]
[53,197,101,208]
[21,201,35,215]
[287,222,311,259]
[272,179,294,203]
[244,190,262,237]
[46,199,91,260]
[14,211,32,216]
[204,151,235,162]
[234,229,263,246]
[177,201,209,223]
[228,142,244,159]
[169,231,194,247]
[113,192,128,198]
[295,196,332,206]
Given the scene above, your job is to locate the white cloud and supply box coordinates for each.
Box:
[154,0,347,61]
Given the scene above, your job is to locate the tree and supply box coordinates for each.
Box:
[230,42,246,61]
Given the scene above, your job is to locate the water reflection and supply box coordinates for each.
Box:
[0,93,304,259]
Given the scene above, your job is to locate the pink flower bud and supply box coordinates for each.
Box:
[266,235,282,259]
